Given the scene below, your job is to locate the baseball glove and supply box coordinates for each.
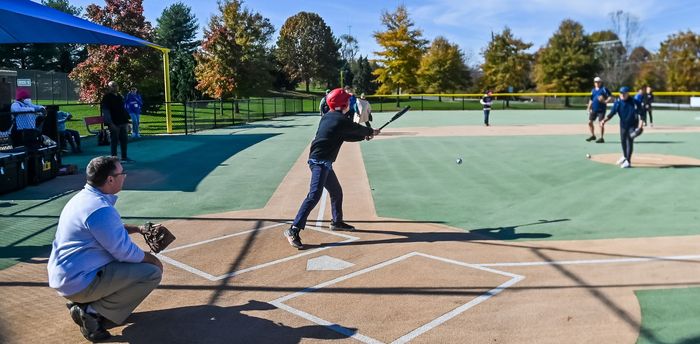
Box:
[629,127,644,139]
[141,222,176,253]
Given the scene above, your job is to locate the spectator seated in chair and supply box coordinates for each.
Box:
[57,111,82,153]
[10,89,46,149]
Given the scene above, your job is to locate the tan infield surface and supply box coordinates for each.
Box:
[1,124,699,343]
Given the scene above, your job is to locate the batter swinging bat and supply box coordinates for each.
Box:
[378,106,411,130]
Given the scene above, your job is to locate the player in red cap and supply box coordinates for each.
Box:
[284,88,381,249]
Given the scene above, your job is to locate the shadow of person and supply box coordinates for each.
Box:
[114,300,356,344]
[467,219,566,240]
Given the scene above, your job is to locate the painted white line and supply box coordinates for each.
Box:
[478,254,700,268]
[161,222,289,253]
[160,224,359,281]
[157,254,219,281]
[271,252,523,343]
[315,189,328,228]
[270,300,384,344]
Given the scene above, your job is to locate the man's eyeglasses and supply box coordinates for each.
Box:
[111,172,127,177]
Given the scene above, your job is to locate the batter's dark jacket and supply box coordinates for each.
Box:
[309,110,373,162]
[606,97,641,129]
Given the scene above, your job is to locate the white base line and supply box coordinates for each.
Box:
[270,252,524,344]
[161,222,289,254]
[159,224,358,281]
[315,189,328,228]
[478,254,700,268]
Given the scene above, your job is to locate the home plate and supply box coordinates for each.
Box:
[307,255,354,271]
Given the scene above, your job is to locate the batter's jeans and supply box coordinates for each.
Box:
[292,160,344,229]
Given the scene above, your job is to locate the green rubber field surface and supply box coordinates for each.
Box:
[636,287,700,344]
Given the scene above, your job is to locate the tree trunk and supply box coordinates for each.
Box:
[305,79,310,93]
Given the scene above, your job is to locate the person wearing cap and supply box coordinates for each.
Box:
[344,86,357,119]
[586,77,612,143]
[10,89,46,130]
[354,93,373,128]
[479,90,493,126]
[601,86,643,168]
[644,85,654,127]
[319,89,331,115]
[284,88,381,249]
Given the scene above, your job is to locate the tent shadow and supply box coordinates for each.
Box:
[113,300,356,344]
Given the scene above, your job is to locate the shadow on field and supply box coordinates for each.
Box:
[114,300,355,344]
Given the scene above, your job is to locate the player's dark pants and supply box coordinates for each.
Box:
[59,129,81,152]
[483,109,491,125]
[646,106,653,124]
[620,126,635,163]
[109,124,128,159]
[292,160,343,229]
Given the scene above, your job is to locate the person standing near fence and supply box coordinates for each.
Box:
[124,86,143,138]
[101,81,132,163]
[319,89,330,115]
[634,87,647,126]
[644,85,654,127]
[284,88,381,249]
[586,76,612,143]
[354,93,373,129]
[480,90,493,126]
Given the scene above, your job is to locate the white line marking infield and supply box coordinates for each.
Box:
[157,222,359,281]
[269,252,524,344]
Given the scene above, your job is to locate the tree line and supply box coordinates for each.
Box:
[1,0,699,104]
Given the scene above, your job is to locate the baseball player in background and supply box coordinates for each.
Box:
[354,93,373,129]
[284,88,381,249]
[479,90,493,126]
[586,76,612,143]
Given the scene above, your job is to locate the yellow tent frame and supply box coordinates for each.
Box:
[147,44,173,134]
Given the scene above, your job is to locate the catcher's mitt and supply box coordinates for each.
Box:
[141,222,176,253]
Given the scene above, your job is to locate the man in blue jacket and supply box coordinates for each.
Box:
[284,88,381,249]
[586,77,612,143]
[48,156,163,341]
[601,86,643,168]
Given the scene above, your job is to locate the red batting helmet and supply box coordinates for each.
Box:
[326,88,350,111]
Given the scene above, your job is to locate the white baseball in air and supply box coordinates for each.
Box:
[456,158,463,164]
[586,154,591,159]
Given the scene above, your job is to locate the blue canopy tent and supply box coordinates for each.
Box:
[0,0,174,133]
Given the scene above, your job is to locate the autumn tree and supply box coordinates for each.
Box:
[195,0,274,99]
[658,31,700,91]
[276,12,340,92]
[373,5,427,94]
[481,27,532,93]
[155,2,199,102]
[534,19,598,97]
[417,37,471,98]
[70,0,161,103]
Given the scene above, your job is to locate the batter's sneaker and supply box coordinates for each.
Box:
[69,304,111,342]
[595,138,605,143]
[585,135,596,142]
[283,226,303,249]
[330,221,356,231]
[616,156,626,165]
[620,160,631,168]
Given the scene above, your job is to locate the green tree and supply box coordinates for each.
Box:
[339,34,359,64]
[373,5,427,94]
[417,37,471,98]
[195,0,274,99]
[276,12,340,92]
[70,0,161,103]
[351,56,377,95]
[658,30,700,91]
[155,2,199,102]
[534,19,598,96]
[481,27,532,93]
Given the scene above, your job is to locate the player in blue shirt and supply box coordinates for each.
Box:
[601,86,644,168]
[586,77,612,143]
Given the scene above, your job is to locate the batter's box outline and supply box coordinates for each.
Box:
[157,222,359,281]
[270,251,524,344]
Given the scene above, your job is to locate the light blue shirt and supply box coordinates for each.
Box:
[48,184,145,296]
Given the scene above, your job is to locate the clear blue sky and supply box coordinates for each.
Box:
[52,0,700,66]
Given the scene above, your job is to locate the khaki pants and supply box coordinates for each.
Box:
[66,261,162,324]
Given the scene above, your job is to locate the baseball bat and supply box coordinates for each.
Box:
[378,106,411,130]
